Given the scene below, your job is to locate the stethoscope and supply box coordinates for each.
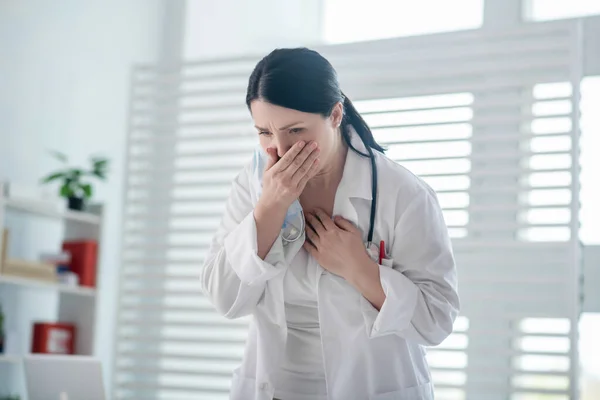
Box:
[281,144,378,247]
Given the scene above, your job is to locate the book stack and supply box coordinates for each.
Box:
[0,229,7,272]
[0,229,57,283]
[2,259,57,283]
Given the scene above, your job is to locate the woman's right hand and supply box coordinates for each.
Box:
[257,140,320,213]
[253,140,320,259]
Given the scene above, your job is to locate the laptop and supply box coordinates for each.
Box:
[24,355,106,400]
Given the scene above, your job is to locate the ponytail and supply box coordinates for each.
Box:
[341,94,386,156]
[341,94,381,244]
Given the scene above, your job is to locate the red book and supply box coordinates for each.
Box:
[62,240,98,288]
[32,322,76,354]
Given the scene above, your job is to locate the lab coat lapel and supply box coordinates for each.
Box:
[333,126,373,226]
[315,126,373,283]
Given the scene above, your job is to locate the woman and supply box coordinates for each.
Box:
[201,48,459,400]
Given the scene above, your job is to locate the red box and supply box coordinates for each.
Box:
[62,240,98,288]
[32,322,76,354]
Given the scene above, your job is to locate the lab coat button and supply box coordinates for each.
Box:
[259,382,270,391]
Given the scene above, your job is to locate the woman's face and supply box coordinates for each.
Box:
[250,100,343,168]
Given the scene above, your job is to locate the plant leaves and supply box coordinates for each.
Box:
[81,183,93,198]
[64,169,82,184]
[60,183,74,198]
[93,160,108,172]
[50,150,68,163]
[41,171,66,183]
[91,157,108,172]
[88,157,109,180]
[92,158,108,167]
[92,170,107,180]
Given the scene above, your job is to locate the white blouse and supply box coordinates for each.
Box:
[271,248,328,400]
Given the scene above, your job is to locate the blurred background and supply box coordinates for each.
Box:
[0,0,599,399]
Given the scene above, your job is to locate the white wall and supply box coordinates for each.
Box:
[0,0,163,394]
[184,0,324,59]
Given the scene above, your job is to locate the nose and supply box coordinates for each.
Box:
[269,137,295,158]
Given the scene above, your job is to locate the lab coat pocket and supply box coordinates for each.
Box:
[229,368,256,400]
[370,381,434,400]
[381,257,393,268]
[366,242,393,268]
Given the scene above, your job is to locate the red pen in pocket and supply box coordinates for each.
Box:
[379,240,385,264]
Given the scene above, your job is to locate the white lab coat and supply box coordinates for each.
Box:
[201,129,460,400]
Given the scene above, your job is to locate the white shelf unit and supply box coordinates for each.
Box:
[0,184,102,399]
[0,354,21,364]
[2,198,102,225]
[0,274,97,297]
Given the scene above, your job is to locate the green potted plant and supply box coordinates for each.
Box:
[40,151,109,211]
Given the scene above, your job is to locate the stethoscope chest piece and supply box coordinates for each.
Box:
[281,209,305,244]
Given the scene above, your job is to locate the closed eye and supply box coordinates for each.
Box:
[290,127,304,134]
[258,131,271,136]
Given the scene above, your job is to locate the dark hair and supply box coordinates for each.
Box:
[246,47,385,156]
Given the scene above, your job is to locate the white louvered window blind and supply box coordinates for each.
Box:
[521,77,600,245]
[520,81,575,243]
[115,20,586,400]
[510,317,572,399]
[116,59,256,400]
[356,93,473,239]
[514,76,600,399]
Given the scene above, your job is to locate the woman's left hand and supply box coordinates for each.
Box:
[304,209,373,282]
